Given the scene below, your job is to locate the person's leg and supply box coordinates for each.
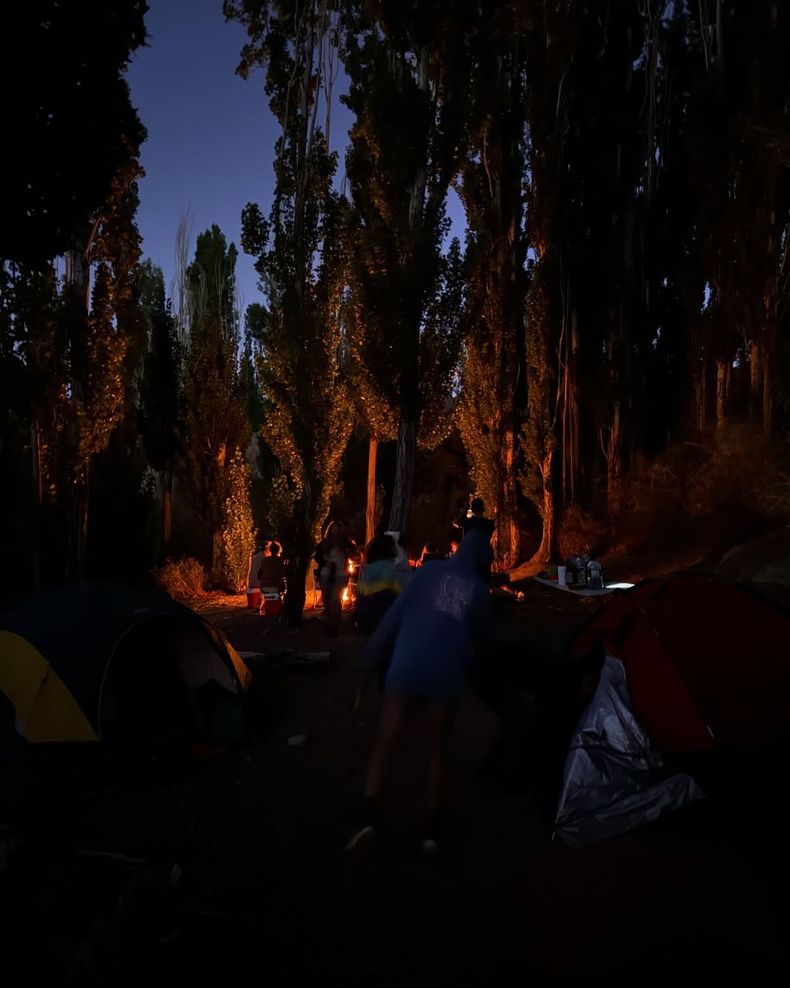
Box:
[347,692,407,849]
[365,692,407,807]
[423,701,456,847]
[328,582,343,633]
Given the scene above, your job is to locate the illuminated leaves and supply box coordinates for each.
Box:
[232,0,354,568]
[221,448,257,591]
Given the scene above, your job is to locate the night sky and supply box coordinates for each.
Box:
[126,0,464,317]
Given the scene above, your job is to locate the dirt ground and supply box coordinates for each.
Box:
[2,580,787,986]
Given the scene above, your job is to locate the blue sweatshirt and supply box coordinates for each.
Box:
[363,529,494,701]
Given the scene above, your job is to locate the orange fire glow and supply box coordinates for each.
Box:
[342,585,351,606]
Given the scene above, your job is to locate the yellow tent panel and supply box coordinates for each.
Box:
[0,631,97,743]
[205,622,252,691]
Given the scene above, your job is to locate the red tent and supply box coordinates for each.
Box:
[571,573,790,755]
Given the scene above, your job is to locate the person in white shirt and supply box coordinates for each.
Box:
[247,542,268,590]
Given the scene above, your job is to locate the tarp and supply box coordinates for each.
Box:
[554,655,704,848]
[555,574,790,846]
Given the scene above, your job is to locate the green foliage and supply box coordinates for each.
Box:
[228,0,355,622]
[1,3,147,266]
[340,0,474,527]
[76,262,128,476]
[138,261,181,472]
[520,261,557,519]
[180,226,250,581]
[221,449,257,591]
[455,7,529,561]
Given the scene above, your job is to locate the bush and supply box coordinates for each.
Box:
[600,424,790,559]
[152,557,206,598]
[557,503,611,559]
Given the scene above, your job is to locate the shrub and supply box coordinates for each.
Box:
[557,503,611,559]
[152,557,206,598]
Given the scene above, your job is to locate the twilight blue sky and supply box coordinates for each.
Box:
[126,0,464,316]
[126,0,283,311]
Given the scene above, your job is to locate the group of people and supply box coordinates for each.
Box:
[249,496,503,854]
[345,496,498,854]
[314,510,478,637]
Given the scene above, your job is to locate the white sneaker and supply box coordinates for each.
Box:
[345,825,375,851]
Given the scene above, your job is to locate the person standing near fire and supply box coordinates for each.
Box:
[315,521,353,636]
[456,496,495,542]
[246,540,268,592]
[258,540,286,596]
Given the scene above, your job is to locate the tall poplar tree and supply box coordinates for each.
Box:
[181,226,249,585]
[227,0,353,625]
[457,4,528,566]
[341,0,473,534]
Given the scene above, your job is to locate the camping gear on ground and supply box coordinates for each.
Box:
[565,556,588,587]
[245,587,261,609]
[533,575,611,597]
[238,649,331,670]
[0,581,251,773]
[586,559,603,590]
[554,573,790,847]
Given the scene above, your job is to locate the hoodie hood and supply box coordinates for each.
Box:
[451,528,493,578]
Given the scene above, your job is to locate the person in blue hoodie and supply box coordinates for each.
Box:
[347,528,494,853]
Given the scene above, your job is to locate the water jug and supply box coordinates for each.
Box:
[587,559,603,590]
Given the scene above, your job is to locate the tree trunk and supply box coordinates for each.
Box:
[568,311,581,503]
[749,341,763,422]
[715,358,727,428]
[161,464,173,562]
[283,544,310,629]
[67,468,89,582]
[695,356,708,433]
[282,497,315,628]
[607,401,622,518]
[763,350,774,436]
[65,240,91,583]
[365,434,378,547]
[30,421,43,591]
[509,515,520,570]
[532,451,555,563]
[80,474,89,579]
[503,428,519,567]
[388,415,417,538]
[210,527,223,587]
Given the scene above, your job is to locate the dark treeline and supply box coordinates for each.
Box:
[3,1,790,620]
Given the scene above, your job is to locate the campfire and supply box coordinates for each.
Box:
[342,559,356,608]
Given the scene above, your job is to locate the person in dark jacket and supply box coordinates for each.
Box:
[258,540,286,594]
[458,496,495,540]
[315,521,352,635]
[347,529,494,853]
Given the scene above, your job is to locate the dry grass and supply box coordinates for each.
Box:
[151,557,206,599]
